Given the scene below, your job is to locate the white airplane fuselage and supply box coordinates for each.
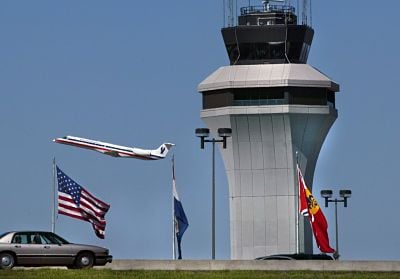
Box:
[53,136,174,160]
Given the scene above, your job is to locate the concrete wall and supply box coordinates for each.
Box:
[201,105,337,259]
[97,260,400,271]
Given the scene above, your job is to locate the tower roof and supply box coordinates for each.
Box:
[198,64,339,92]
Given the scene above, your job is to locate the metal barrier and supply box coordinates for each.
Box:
[240,5,295,15]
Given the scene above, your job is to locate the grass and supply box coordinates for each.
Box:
[0,270,400,279]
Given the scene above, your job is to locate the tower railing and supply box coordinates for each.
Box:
[240,5,295,16]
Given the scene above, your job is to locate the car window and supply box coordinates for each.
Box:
[12,233,30,244]
[41,233,60,245]
[40,234,55,244]
[30,233,46,244]
[23,233,54,244]
[12,234,22,244]
[44,232,69,244]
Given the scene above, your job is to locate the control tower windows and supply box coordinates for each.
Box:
[202,88,335,109]
[226,42,310,64]
[222,25,314,65]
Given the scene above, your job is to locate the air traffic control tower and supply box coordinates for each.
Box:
[198,0,339,259]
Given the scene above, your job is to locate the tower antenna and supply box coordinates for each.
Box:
[224,0,236,27]
[302,0,312,26]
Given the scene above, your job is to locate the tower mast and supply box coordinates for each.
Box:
[224,0,236,27]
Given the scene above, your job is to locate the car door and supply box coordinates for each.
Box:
[11,233,44,265]
[40,232,74,266]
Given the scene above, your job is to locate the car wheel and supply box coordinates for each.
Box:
[75,252,94,269]
[0,252,15,269]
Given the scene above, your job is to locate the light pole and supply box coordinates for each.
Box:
[195,127,232,260]
[320,189,351,259]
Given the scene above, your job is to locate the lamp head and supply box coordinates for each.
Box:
[195,128,210,138]
[339,190,352,198]
[340,189,351,207]
[218,128,232,149]
[195,128,210,149]
[320,190,333,198]
[320,190,332,207]
[217,128,232,138]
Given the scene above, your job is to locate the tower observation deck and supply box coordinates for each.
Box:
[198,0,339,259]
[223,3,313,65]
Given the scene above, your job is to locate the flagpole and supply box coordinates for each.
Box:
[172,155,176,260]
[295,151,300,254]
[52,157,56,233]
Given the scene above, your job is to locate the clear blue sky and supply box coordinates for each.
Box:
[1,0,399,260]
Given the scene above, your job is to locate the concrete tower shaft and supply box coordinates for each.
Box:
[198,64,339,259]
[198,1,339,259]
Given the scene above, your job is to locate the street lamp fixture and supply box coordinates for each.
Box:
[217,128,232,148]
[320,189,352,259]
[195,128,210,149]
[320,190,333,207]
[320,190,333,198]
[195,127,232,260]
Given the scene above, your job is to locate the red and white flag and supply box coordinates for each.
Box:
[57,166,110,239]
[297,165,335,253]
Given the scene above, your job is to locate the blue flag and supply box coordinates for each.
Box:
[172,158,188,259]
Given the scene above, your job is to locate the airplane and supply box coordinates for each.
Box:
[53,135,174,160]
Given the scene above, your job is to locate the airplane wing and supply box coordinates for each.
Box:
[101,150,121,157]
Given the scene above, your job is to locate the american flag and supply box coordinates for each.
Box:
[56,166,110,239]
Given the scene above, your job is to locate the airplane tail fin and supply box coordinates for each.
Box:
[153,143,175,158]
